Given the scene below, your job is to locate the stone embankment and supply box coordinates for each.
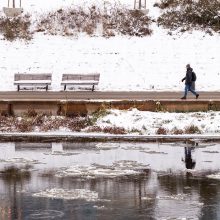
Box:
[0,99,220,116]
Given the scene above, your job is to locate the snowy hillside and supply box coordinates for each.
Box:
[0,0,220,92]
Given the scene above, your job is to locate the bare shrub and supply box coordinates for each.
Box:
[171,127,184,135]
[86,126,103,133]
[0,115,8,125]
[90,107,110,124]
[37,4,152,37]
[0,14,32,41]
[39,117,63,132]
[154,0,181,9]
[65,117,91,131]
[130,128,142,134]
[0,116,16,132]
[38,116,90,132]
[24,108,38,117]
[156,127,168,135]
[102,126,127,134]
[0,114,90,133]
[184,125,201,134]
[14,118,34,132]
[0,110,9,117]
[157,0,220,33]
[87,125,127,134]
[36,5,101,36]
[103,29,115,38]
[103,8,152,37]
[33,113,46,126]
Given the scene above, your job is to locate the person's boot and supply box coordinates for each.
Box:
[181,96,186,99]
[196,94,199,99]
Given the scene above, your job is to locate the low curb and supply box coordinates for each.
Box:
[0,133,219,143]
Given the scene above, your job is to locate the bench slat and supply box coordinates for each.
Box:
[14,73,52,81]
[62,73,100,81]
[61,73,100,91]
[61,80,99,85]
[14,80,52,85]
[14,73,52,91]
[14,73,52,80]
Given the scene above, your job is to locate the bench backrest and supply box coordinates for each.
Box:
[14,73,52,81]
[62,73,100,81]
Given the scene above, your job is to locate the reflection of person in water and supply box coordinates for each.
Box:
[182,147,196,169]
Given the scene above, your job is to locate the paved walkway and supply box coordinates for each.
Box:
[0,91,219,101]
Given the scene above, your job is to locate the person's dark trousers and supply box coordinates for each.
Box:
[184,84,198,97]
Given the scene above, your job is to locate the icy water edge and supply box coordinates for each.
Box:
[0,141,220,220]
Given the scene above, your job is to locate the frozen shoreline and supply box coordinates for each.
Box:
[0,132,220,142]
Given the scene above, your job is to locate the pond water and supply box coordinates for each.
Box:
[0,141,220,220]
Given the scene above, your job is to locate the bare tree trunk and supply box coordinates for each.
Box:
[13,0,15,8]
[8,0,9,7]
[20,0,21,7]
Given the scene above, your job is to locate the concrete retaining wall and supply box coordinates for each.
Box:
[0,100,220,116]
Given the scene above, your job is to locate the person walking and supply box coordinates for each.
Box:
[181,64,199,99]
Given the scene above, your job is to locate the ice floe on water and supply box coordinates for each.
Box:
[44,151,80,156]
[202,150,219,154]
[157,194,189,201]
[95,143,120,150]
[140,150,168,155]
[112,160,148,170]
[33,188,99,201]
[141,196,155,201]
[122,145,149,151]
[207,173,220,180]
[28,210,64,219]
[55,160,149,178]
[0,157,43,164]
[157,194,204,206]
[93,205,106,210]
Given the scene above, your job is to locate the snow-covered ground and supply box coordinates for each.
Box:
[1,108,220,136]
[96,108,220,135]
[0,1,220,137]
[0,0,220,92]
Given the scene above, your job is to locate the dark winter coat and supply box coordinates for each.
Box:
[182,67,193,85]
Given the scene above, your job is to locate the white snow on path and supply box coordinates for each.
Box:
[0,0,220,92]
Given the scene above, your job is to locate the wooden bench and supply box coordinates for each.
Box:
[61,73,100,91]
[14,73,52,91]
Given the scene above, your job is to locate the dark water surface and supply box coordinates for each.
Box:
[0,141,220,220]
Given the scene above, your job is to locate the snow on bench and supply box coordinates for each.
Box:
[14,73,52,91]
[61,73,100,91]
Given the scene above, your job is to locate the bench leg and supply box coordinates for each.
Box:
[64,84,66,91]
[46,84,48,91]
[92,85,95,92]
[17,85,20,92]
